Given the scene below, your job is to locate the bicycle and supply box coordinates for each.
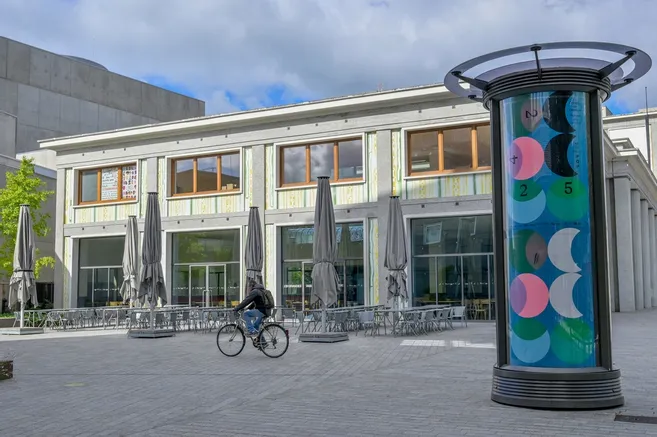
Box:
[216,310,290,358]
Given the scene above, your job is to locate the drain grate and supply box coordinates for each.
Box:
[615,414,657,425]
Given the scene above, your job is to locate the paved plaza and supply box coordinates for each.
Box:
[1,312,657,436]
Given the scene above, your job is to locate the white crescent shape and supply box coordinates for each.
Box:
[549,272,583,319]
[547,227,580,273]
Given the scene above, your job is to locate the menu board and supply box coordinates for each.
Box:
[101,167,119,201]
[122,165,138,199]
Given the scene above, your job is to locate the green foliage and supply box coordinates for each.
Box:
[0,158,55,280]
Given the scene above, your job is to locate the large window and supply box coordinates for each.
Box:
[279,138,363,187]
[171,152,240,196]
[171,230,241,307]
[411,215,495,320]
[78,164,138,204]
[280,222,365,310]
[406,124,491,176]
[77,236,125,307]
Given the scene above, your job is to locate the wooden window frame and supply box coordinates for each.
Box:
[278,138,364,188]
[406,123,492,177]
[77,163,138,206]
[169,151,241,197]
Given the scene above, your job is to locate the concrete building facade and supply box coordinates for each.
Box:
[40,84,657,314]
[0,36,205,309]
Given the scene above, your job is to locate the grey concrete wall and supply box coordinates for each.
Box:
[0,111,17,156]
[0,36,205,157]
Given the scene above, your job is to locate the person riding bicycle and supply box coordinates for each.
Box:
[233,280,268,336]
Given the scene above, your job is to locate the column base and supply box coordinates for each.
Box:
[492,365,624,410]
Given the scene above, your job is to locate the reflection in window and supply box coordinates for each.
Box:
[406,124,490,175]
[411,215,492,256]
[77,237,125,308]
[172,230,241,264]
[477,125,492,168]
[279,138,363,186]
[78,164,137,204]
[443,127,473,171]
[171,152,240,195]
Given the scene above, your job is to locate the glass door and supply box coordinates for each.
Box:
[189,265,206,307]
[281,261,302,310]
[207,264,226,307]
[302,261,313,311]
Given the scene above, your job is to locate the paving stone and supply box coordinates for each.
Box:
[0,313,656,436]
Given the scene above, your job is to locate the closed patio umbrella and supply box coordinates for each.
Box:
[311,177,340,332]
[245,206,264,293]
[138,193,167,328]
[384,196,408,309]
[8,205,37,329]
[119,215,139,307]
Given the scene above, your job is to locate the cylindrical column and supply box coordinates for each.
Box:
[613,177,636,312]
[444,41,651,411]
[490,89,621,409]
[631,190,644,310]
[649,208,656,308]
[641,200,652,309]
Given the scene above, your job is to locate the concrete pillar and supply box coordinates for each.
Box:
[650,208,656,308]
[53,168,66,309]
[631,189,644,310]
[641,200,652,309]
[614,178,635,312]
[376,130,393,306]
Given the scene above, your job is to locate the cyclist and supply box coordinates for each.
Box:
[233,280,268,336]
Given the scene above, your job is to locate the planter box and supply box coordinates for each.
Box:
[0,319,15,328]
[0,360,13,380]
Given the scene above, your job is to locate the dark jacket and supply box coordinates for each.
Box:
[234,284,268,315]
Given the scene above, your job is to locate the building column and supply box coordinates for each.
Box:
[641,200,652,309]
[613,178,635,312]
[631,189,644,310]
[649,208,656,308]
[53,168,66,309]
[376,130,393,306]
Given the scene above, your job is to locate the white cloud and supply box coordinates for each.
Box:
[1,0,656,114]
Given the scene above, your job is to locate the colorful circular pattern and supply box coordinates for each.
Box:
[550,319,595,365]
[509,137,545,180]
[509,180,546,224]
[510,318,550,364]
[520,99,544,132]
[546,177,588,221]
[509,229,547,273]
[509,273,549,318]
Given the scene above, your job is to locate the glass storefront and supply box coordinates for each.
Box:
[171,230,241,307]
[411,215,495,320]
[77,236,125,307]
[280,222,365,311]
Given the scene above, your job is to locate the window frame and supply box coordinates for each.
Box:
[76,162,139,206]
[277,136,365,188]
[168,150,242,198]
[404,122,492,177]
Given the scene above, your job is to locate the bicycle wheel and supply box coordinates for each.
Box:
[216,323,246,357]
[258,324,289,358]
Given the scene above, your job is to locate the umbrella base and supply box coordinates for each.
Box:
[127,328,175,339]
[0,327,44,336]
[298,332,349,343]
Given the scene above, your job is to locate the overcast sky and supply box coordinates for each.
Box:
[1,0,655,115]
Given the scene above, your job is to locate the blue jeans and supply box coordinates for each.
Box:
[244,309,264,334]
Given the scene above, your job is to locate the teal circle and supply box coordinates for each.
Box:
[550,319,595,365]
[546,178,588,221]
[511,179,542,202]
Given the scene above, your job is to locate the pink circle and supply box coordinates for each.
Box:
[509,276,527,315]
[517,273,549,318]
[513,137,544,180]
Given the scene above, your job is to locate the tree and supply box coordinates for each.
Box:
[0,157,55,280]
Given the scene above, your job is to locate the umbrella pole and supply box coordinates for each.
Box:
[321,302,327,333]
[149,282,155,330]
[20,301,24,329]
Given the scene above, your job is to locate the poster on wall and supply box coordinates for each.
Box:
[101,167,119,201]
[122,165,138,199]
[423,222,442,245]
